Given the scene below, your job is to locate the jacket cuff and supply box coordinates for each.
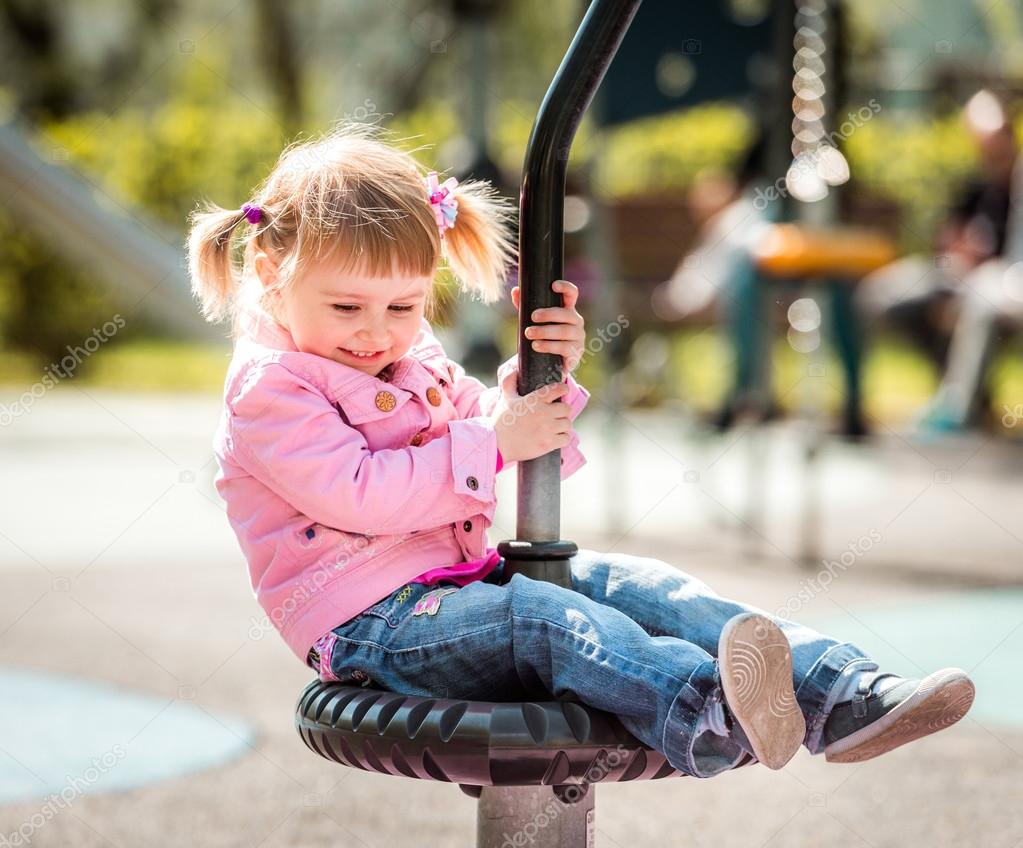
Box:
[562,376,590,419]
[495,353,518,393]
[448,417,499,502]
[559,428,587,479]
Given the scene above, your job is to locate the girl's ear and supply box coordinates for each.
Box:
[254,251,279,288]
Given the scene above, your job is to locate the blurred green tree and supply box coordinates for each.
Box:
[0,0,179,121]
[0,0,1003,372]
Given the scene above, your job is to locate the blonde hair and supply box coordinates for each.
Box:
[186,122,516,338]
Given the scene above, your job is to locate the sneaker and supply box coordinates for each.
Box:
[915,397,968,440]
[823,668,975,764]
[717,613,805,769]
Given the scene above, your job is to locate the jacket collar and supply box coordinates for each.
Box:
[236,297,453,415]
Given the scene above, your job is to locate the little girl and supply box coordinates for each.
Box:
[187,122,975,779]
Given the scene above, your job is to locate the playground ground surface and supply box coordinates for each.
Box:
[1,388,1020,847]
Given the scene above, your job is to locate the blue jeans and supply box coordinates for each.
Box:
[310,549,878,778]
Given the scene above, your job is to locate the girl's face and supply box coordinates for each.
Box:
[259,253,432,376]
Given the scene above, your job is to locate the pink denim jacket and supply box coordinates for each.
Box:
[212,301,590,662]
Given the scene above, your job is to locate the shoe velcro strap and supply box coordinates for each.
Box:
[851,675,875,718]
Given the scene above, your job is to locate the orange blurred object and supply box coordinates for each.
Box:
[754,223,897,280]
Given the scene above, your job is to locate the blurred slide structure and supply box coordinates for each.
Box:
[0,117,220,342]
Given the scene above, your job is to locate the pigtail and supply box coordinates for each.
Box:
[441,180,518,304]
[186,201,250,323]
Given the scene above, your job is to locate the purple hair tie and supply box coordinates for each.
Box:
[241,203,262,225]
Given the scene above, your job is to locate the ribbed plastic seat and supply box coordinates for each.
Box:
[295,680,753,796]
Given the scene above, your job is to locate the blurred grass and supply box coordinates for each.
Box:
[672,331,1023,425]
[81,342,234,391]
[2,331,1021,428]
[0,341,234,392]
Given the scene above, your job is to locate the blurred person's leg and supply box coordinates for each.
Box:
[829,281,866,437]
[856,255,956,316]
[920,259,1023,430]
[856,255,960,360]
[885,289,957,370]
[716,254,771,428]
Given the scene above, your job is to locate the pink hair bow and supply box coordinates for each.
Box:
[425,171,459,237]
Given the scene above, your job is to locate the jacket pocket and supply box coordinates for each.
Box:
[287,522,384,575]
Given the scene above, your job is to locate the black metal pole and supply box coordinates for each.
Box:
[497,0,642,588]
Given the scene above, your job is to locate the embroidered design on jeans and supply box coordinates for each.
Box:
[412,586,458,616]
[396,585,414,604]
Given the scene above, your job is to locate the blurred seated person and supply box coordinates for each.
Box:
[652,134,776,430]
[653,133,865,436]
[919,104,1023,433]
[855,90,1018,430]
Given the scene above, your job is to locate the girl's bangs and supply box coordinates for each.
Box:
[309,216,439,280]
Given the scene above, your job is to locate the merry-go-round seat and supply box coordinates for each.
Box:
[296,679,756,798]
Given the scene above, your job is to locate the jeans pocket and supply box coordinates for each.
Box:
[359,584,418,629]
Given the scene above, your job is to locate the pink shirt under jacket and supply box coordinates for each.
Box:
[212,302,590,662]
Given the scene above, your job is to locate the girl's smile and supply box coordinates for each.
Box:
[255,253,433,376]
[338,347,387,360]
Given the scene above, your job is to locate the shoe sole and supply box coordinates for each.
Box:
[718,613,805,769]
[824,668,975,763]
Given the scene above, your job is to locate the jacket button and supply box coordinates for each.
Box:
[466,476,479,491]
[375,390,396,412]
[410,432,424,446]
[463,520,472,532]
[426,386,442,406]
